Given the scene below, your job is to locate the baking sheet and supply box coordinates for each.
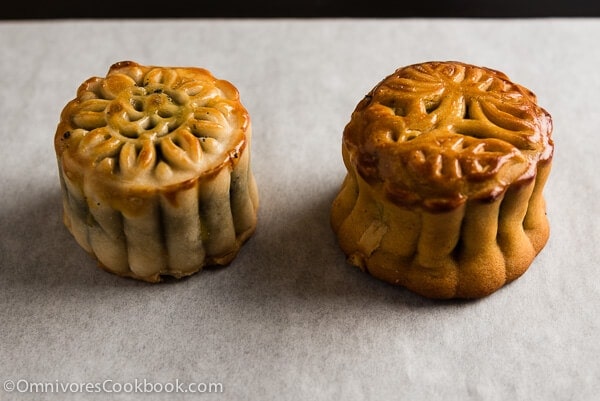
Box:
[0,18,598,400]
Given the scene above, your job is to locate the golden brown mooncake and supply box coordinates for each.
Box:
[331,61,553,299]
[54,61,259,282]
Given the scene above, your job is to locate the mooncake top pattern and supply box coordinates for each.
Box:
[343,61,554,210]
[55,61,250,187]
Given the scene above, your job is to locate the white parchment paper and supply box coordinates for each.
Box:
[0,18,598,401]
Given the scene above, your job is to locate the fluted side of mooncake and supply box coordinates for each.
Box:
[331,147,550,299]
[58,140,258,282]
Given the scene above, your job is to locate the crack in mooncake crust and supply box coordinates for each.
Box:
[343,61,554,210]
[55,61,249,187]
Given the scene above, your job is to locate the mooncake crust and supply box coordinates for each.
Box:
[55,61,259,282]
[343,61,553,212]
[55,61,249,195]
[331,61,553,299]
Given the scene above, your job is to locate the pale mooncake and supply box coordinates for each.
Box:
[331,61,553,299]
[55,61,259,282]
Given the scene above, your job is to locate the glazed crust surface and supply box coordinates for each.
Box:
[55,61,249,195]
[343,61,553,211]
